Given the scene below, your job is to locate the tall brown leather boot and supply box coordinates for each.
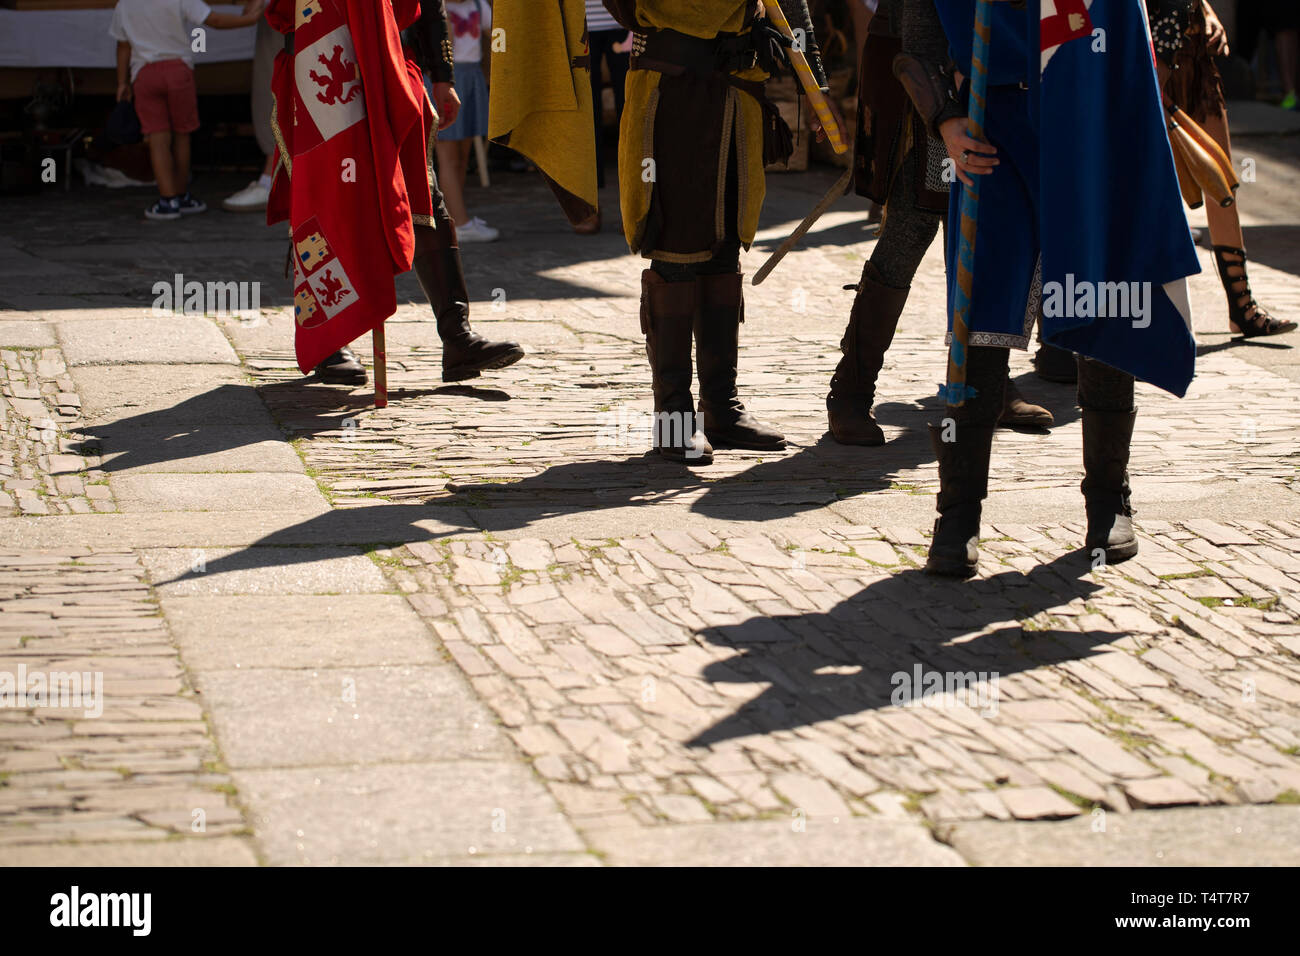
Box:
[642,271,712,464]
[412,234,524,382]
[826,262,909,446]
[694,271,785,450]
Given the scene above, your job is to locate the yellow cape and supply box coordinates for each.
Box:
[488,0,598,225]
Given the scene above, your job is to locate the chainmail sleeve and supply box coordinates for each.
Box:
[900,0,951,78]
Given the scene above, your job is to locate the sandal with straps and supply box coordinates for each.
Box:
[1212,245,1298,338]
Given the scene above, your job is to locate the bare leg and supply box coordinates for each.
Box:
[148,132,178,197]
[1199,108,1244,249]
[172,132,192,195]
[1188,95,1296,334]
[435,138,468,225]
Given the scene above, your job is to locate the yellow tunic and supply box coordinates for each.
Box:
[617,1,771,261]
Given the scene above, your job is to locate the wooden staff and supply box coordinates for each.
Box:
[373,324,388,409]
[1170,134,1204,210]
[1165,104,1236,208]
[761,0,847,155]
[946,0,993,408]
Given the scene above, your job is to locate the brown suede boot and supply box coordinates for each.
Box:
[826,262,910,446]
[694,271,785,450]
[998,376,1054,428]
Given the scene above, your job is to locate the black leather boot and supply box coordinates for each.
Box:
[642,270,712,464]
[313,346,367,385]
[1033,341,1078,384]
[412,240,524,382]
[694,271,785,450]
[826,262,909,446]
[925,421,996,577]
[1081,407,1139,564]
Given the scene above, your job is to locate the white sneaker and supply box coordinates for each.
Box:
[222,180,270,212]
[457,216,500,243]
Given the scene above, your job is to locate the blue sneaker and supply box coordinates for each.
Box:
[145,197,181,221]
[176,192,207,215]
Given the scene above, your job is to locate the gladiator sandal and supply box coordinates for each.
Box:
[694,271,786,451]
[313,346,367,386]
[925,420,997,578]
[412,235,525,382]
[642,271,712,464]
[1081,407,1139,564]
[1212,245,1297,338]
[826,262,909,446]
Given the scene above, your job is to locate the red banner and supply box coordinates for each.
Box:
[266,0,435,373]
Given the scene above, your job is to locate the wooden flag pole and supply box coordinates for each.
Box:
[373,323,388,409]
[946,0,993,408]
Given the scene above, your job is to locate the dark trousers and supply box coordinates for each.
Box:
[951,347,1134,426]
[589,28,629,190]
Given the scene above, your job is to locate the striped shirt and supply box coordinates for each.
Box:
[585,0,620,32]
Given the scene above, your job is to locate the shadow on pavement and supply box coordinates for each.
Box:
[688,552,1109,747]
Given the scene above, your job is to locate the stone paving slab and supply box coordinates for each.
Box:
[383,521,1300,832]
[940,805,1300,866]
[584,818,966,866]
[93,426,305,475]
[140,546,390,596]
[0,550,248,853]
[0,322,57,349]
[111,473,329,515]
[232,761,588,865]
[242,339,1299,531]
[0,509,477,549]
[196,664,509,768]
[5,159,1300,866]
[58,317,239,366]
[165,595,439,670]
[1,342,118,518]
[70,365,266,426]
[0,836,259,866]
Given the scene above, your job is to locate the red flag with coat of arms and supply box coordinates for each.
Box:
[265,0,437,374]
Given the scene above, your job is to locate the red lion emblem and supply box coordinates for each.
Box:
[317,269,350,308]
[309,45,360,106]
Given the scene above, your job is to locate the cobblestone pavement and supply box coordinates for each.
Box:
[1,127,1299,865]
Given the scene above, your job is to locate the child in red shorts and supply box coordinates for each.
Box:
[111,0,265,220]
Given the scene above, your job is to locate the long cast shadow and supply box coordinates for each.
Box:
[687,551,1110,747]
[70,381,502,474]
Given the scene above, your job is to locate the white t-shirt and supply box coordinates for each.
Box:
[446,0,490,64]
[109,0,214,81]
